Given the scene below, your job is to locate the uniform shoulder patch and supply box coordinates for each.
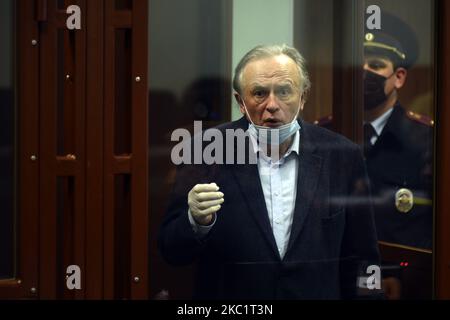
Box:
[406,110,434,127]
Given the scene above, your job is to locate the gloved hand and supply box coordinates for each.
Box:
[188,183,224,226]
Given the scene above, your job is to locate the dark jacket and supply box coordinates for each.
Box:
[158,117,380,299]
[365,102,433,249]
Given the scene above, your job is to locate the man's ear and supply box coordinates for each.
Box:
[234,93,246,115]
[394,68,407,89]
[300,93,307,111]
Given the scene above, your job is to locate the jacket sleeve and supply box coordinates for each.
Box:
[157,162,214,266]
[340,145,382,299]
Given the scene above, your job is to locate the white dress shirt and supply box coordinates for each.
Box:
[251,130,299,259]
[189,126,300,260]
[366,107,394,145]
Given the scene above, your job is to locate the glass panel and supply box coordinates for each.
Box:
[0,0,16,280]
[361,0,435,299]
[150,0,435,300]
[148,0,231,299]
[294,0,334,124]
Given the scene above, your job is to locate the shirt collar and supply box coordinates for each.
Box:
[285,129,300,157]
[368,107,394,136]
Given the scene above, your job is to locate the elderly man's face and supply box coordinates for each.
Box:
[238,55,303,127]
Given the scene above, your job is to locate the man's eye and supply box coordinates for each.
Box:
[279,88,289,96]
[254,90,265,97]
[369,62,384,69]
[276,87,292,98]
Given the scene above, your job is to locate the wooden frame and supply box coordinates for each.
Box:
[0,0,39,300]
[104,0,148,299]
[435,0,450,299]
[39,0,87,299]
[0,0,148,300]
[85,0,105,300]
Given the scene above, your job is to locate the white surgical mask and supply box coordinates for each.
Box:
[241,98,302,146]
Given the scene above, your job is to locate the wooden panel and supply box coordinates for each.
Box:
[39,0,59,298]
[103,0,148,299]
[39,0,87,299]
[435,0,450,299]
[379,241,432,299]
[1,0,148,300]
[72,0,87,301]
[18,0,40,299]
[103,0,118,299]
[85,0,104,299]
[0,0,40,300]
[130,0,149,299]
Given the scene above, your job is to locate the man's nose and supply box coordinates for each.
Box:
[265,92,280,113]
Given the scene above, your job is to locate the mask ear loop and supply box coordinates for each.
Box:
[290,94,304,124]
[239,96,257,126]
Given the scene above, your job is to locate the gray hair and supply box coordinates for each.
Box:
[232,44,311,96]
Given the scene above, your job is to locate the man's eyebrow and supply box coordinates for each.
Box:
[248,80,296,89]
[275,82,295,88]
[248,83,268,90]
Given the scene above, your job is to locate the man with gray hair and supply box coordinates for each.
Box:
[159,44,380,299]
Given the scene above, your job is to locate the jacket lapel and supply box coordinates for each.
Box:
[229,117,280,259]
[285,123,323,258]
[231,162,280,259]
[228,118,324,260]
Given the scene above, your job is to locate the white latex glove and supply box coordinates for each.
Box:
[188,183,224,226]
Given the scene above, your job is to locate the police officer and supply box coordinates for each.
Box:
[362,12,433,250]
[316,12,433,299]
[316,12,433,249]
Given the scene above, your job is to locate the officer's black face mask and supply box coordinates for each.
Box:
[364,70,394,110]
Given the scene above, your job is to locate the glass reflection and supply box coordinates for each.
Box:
[313,0,435,299]
[149,0,435,300]
[363,8,433,250]
[148,0,231,299]
[361,1,434,299]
